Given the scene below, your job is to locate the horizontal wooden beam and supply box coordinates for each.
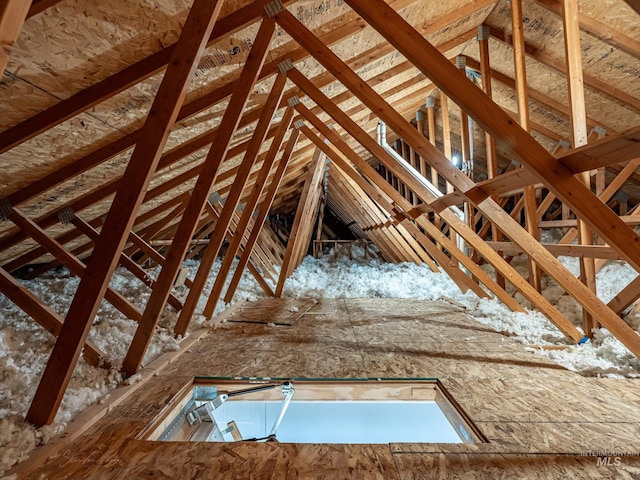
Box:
[487,241,623,260]
[462,125,640,201]
[559,126,640,172]
[539,215,640,229]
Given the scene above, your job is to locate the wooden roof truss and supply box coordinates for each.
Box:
[0,0,639,425]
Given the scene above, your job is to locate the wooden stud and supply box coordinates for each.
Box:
[439,92,453,195]
[509,0,542,293]
[477,27,502,284]
[415,111,427,177]
[562,0,597,334]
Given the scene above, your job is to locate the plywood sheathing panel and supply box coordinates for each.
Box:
[317,1,496,142]
[224,297,316,324]
[484,0,640,136]
[0,0,639,278]
[0,0,493,267]
[19,298,640,479]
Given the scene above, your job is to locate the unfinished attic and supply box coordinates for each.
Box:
[2,0,640,477]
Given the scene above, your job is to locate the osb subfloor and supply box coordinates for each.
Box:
[20,298,640,479]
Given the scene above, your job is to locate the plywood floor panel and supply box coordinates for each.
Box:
[17,298,640,479]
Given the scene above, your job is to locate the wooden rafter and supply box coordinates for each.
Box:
[121,15,276,377]
[201,107,295,318]
[510,0,542,293]
[301,123,496,298]
[275,141,326,297]
[223,123,301,304]
[276,4,640,358]
[0,0,31,75]
[337,1,640,273]
[176,70,288,329]
[0,0,299,156]
[25,0,225,427]
[290,73,549,317]
[561,0,597,334]
[0,266,107,368]
[0,7,476,266]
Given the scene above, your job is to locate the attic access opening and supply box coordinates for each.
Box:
[140,378,484,444]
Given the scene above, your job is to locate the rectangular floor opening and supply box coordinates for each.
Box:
[140,378,484,444]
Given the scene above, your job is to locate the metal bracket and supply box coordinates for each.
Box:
[478,25,491,41]
[425,97,435,108]
[264,0,284,17]
[415,111,424,121]
[0,198,13,222]
[58,206,76,224]
[293,119,305,129]
[287,95,300,107]
[558,139,570,149]
[278,59,294,73]
[593,125,607,136]
[455,55,466,70]
[209,191,222,205]
[195,393,229,422]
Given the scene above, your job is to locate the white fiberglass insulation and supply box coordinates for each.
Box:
[1,244,639,473]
